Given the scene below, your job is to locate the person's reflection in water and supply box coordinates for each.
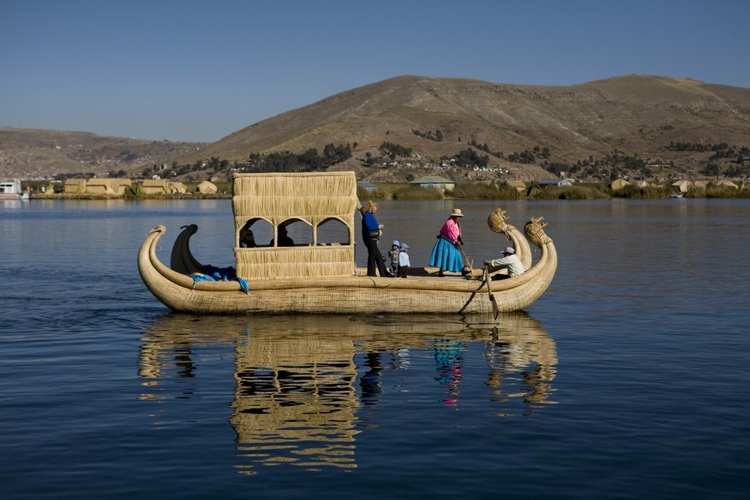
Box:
[521,365,555,418]
[483,328,511,403]
[359,352,383,408]
[431,338,465,407]
[174,346,196,378]
[482,326,557,417]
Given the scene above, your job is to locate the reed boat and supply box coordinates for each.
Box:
[138,171,557,315]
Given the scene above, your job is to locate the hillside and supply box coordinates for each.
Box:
[0,128,204,179]
[174,74,750,182]
[4,75,750,183]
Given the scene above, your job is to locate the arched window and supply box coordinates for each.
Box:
[273,218,312,247]
[316,217,350,246]
[238,218,273,247]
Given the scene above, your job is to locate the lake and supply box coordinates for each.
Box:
[1,198,749,499]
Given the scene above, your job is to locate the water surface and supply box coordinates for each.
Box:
[1,198,749,499]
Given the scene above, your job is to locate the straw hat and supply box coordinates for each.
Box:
[450,208,464,218]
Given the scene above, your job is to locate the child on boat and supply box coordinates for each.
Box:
[398,243,410,278]
[389,240,400,276]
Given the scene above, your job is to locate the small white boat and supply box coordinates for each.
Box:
[0,179,29,200]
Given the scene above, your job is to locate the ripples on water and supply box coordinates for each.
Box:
[1,198,749,499]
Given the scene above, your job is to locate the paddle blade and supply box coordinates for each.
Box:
[490,294,499,319]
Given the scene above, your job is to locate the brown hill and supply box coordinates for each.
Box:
[0,128,204,179]
[177,74,750,181]
[4,75,750,182]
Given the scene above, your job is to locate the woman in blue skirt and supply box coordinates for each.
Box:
[429,208,465,277]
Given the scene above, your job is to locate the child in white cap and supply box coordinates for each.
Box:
[398,243,411,278]
[389,240,400,276]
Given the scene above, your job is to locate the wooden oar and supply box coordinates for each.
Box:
[485,264,499,319]
[457,242,473,274]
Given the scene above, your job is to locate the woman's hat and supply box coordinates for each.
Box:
[392,240,400,247]
[400,243,409,250]
[450,208,464,218]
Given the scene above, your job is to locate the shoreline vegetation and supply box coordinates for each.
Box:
[356,181,750,201]
[21,180,750,201]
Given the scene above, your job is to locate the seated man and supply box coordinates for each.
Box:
[484,246,524,280]
[270,225,295,247]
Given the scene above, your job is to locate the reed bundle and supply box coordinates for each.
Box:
[232,172,359,278]
[235,246,355,279]
[233,172,358,227]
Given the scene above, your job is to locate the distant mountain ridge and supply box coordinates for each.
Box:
[3,75,750,181]
[173,74,750,180]
[0,128,203,179]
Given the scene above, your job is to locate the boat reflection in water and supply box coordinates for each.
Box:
[138,313,557,472]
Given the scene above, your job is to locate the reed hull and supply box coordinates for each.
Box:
[139,224,557,316]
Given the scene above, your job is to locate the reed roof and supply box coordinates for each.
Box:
[196,180,217,193]
[232,172,358,228]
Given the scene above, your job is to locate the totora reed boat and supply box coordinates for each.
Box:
[138,171,557,315]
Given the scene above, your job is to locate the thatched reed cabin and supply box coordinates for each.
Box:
[610,179,631,191]
[232,172,358,280]
[169,182,188,194]
[672,180,692,192]
[64,178,87,194]
[86,178,124,196]
[141,179,170,195]
[718,180,739,189]
[196,181,218,194]
[504,180,527,192]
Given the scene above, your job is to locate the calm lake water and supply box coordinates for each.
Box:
[1,198,749,499]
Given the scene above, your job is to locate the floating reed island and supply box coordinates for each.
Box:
[138,171,557,315]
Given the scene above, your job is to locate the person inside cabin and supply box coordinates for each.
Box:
[389,240,400,276]
[270,225,295,247]
[240,226,256,248]
[484,246,525,280]
[398,243,411,278]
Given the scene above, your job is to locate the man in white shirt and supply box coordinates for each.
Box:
[484,246,525,280]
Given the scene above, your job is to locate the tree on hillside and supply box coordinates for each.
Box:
[451,149,489,168]
[379,142,412,160]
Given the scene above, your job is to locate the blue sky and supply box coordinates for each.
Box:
[2,0,748,142]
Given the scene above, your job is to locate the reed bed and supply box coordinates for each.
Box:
[529,184,608,200]
[357,184,444,200]
[685,185,750,198]
[448,182,525,200]
[611,185,672,199]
